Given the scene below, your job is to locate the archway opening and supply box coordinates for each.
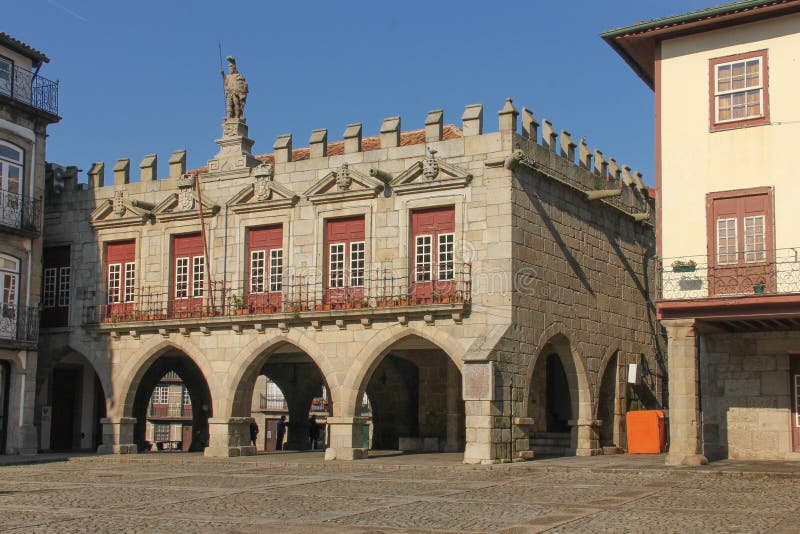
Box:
[528,335,583,456]
[132,349,212,453]
[597,352,624,451]
[361,335,464,453]
[0,360,9,453]
[237,343,332,452]
[44,351,106,452]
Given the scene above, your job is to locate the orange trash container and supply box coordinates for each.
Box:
[625,410,666,454]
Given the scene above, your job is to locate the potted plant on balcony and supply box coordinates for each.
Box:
[753,272,767,294]
[671,259,697,273]
[398,293,409,307]
[228,293,247,315]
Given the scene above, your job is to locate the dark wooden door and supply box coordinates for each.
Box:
[172,234,205,317]
[247,225,283,313]
[181,424,193,451]
[51,367,80,451]
[791,356,800,453]
[41,245,70,327]
[325,216,365,308]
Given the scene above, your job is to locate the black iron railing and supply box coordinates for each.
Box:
[0,305,39,343]
[0,189,41,233]
[658,248,800,300]
[148,403,192,418]
[83,264,471,325]
[0,64,58,115]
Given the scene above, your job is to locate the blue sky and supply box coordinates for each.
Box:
[7,0,714,185]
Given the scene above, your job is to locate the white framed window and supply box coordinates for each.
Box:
[182,387,191,406]
[153,423,170,442]
[0,57,11,97]
[350,242,365,287]
[152,385,169,404]
[192,256,204,297]
[415,235,432,282]
[43,267,57,308]
[123,263,135,302]
[174,257,189,299]
[716,218,737,265]
[743,215,766,263]
[715,57,763,123]
[329,243,345,288]
[58,267,71,307]
[438,233,455,280]
[107,263,121,304]
[0,140,23,198]
[250,250,266,294]
[269,249,283,293]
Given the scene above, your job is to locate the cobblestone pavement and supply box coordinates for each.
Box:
[0,453,798,533]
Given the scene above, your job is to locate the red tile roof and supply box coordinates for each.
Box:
[194,124,462,174]
[0,32,49,64]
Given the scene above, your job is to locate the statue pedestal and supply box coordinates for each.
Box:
[206,119,258,179]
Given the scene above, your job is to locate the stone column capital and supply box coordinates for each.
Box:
[662,318,698,340]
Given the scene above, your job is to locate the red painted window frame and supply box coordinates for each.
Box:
[105,240,136,320]
[171,234,205,317]
[247,225,283,313]
[709,49,770,132]
[410,206,456,303]
[324,216,365,308]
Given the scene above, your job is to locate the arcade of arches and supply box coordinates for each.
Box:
[35,331,660,462]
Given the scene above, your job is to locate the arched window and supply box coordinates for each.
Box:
[0,140,24,227]
[0,254,20,339]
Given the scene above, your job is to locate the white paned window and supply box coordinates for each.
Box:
[269,249,283,292]
[716,218,737,265]
[715,58,762,123]
[182,387,191,406]
[153,423,170,442]
[744,215,766,263]
[250,250,265,293]
[175,258,189,299]
[107,264,121,304]
[350,242,365,287]
[0,58,11,97]
[123,263,135,302]
[415,235,432,282]
[329,243,345,288]
[438,233,455,280]
[192,256,204,297]
[42,267,57,308]
[152,385,169,404]
[58,267,71,307]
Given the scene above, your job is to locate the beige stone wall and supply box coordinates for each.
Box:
[700,332,799,460]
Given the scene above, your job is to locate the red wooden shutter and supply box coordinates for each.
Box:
[172,234,205,317]
[411,206,455,303]
[324,216,365,308]
[247,225,283,312]
[105,241,135,320]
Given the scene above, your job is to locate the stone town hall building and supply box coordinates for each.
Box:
[36,60,661,462]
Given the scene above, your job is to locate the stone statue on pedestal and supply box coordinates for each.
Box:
[221,56,248,120]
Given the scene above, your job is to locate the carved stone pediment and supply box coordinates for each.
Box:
[152,192,219,223]
[303,163,384,205]
[391,150,472,195]
[90,191,153,229]
[228,163,299,214]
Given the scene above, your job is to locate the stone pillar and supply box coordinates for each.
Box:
[324,416,369,460]
[273,134,292,163]
[380,116,401,148]
[663,319,708,466]
[97,417,137,454]
[309,129,327,158]
[521,108,538,142]
[461,104,483,136]
[113,158,130,185]
[462,360,498,464]
[570,418,600,456]
[204,417,255,457]
[343,123,362,153]
[88,162,104,188]
[169,150,186,178]
[445,362,461,452]
[425,110,443,143]
[14,351,38,454]
[139,154,157,181]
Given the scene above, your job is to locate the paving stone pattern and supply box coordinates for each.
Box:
[0,457,798,533]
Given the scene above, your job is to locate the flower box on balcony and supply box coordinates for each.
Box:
[671,260,697,273]
[754,285,766,294]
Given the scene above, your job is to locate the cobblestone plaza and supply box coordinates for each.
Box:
[0,454,798,533]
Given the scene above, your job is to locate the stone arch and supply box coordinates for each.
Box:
[48,344,112,402]
[596,347,625,450]
[340,325,465,415]
[225,330,337,418]
[114,336,217,418]
[594,345,622,419]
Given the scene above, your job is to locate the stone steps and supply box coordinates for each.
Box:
[531,432,571,456]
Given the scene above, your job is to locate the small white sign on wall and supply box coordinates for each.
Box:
[627,363,642,385]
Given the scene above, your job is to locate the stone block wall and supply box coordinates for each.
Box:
[700,332,799,460]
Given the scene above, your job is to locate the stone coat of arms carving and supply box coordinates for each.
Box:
[177,173,196,211]
[113,191,126,217]
[335,163,353,191]
[253,163,274,201]
[422,147,439,181]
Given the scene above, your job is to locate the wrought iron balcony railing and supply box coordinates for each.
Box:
[658,248,800,300]
[83,264,471,325]
[0,64,59,115]
[0,189,41,234]
[260,393,287,411]
[0,305,39,343]
[148,403,192,418]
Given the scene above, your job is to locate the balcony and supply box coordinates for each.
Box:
[0,64,59,116]
[83,264,471,329]
[657,248,800,331]
[148,403,192,419]
[0,305,39,344]
[259,394,329,414]
[0,189,41,235]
